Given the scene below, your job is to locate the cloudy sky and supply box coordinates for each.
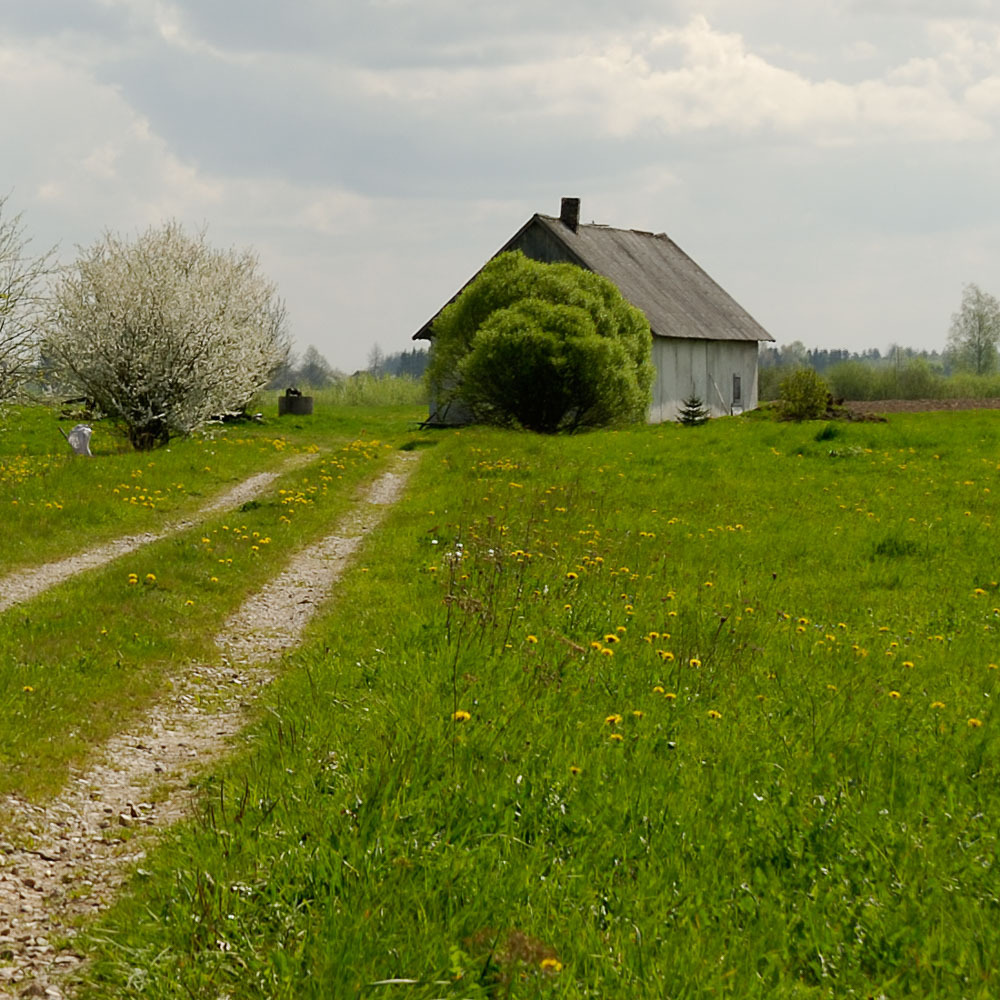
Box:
[4,0,1000,371]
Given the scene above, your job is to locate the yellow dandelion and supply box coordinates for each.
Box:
[707,709,722,720]
[889,690,901,699]
[22,685,34,693]
[565,572,578,580]
[185,600,194,607]
[600,647,614,657]
[652,685,665,694]
[605,714,623,725]
[968,717,983,728]
[604,634,619,644]
[526,634,538,644]
[689,657,701,668]
[826,684,837,693]
[632,710,643,719]
[989,663,999,671]
[609,733,624,742]
[704,581,714,588]
[569,765,582,776]
[144,573,156,584]
[930,701,945,709]
[540,958,563,972]
[590,641,603,650]
[616,625,627,634]
[664,692,677,700]
[209,576,219,583]
[902,661,914,669]
[451,709,471,722]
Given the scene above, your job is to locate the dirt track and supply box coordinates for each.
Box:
[0,453,419,999]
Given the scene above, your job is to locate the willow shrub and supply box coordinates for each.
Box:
[427,251,653,432]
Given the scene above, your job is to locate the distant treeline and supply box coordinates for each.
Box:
[760,342,946,373]
[760,341,1000,402]
[269,345,428,390]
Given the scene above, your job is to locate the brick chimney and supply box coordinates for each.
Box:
[560,197,580,232]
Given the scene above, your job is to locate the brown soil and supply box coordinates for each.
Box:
[841,397,1000,415]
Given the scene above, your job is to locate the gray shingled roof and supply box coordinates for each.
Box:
[414,209,773,343]
[529,214,773,343]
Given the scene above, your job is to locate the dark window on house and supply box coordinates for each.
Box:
[732,374,742,404]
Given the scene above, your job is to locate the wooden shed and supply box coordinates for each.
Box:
[415,197,774,423]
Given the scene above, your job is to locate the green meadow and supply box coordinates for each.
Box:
[0,399,417,797]
[4,403,1000,997]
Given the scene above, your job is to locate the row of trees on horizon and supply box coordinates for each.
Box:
[267,345,428,390]
[761,282,1000,401]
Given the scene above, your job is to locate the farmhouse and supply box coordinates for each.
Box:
[415,197,774,424]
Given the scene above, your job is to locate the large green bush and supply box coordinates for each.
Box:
[427,251,654,432]
[779,367,829,420]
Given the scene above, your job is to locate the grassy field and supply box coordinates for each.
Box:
[5,404,1000,996]
[0,398,427,798]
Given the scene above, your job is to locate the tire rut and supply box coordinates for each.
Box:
[0,453,318,614]
[0,452,419,998]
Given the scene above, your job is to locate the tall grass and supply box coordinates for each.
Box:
[268,374,426,409]
[78,411,1000,998]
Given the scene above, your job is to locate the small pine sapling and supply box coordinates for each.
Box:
[678,394,710,426]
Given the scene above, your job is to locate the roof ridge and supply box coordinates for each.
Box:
[537,213,667,239]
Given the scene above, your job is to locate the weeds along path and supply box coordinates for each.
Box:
[0,452,420,998]
[0,453,320,614]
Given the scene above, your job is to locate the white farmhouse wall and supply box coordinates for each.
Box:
[649,337,760,423]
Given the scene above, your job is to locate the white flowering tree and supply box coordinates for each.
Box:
[0,196,52,407]
[44,222,290,449]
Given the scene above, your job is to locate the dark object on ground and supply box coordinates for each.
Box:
[59,396,98,421]
[278,387,313,416]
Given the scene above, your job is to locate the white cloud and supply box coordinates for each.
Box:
[321,16,994,146]
[5,1,1000,370]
